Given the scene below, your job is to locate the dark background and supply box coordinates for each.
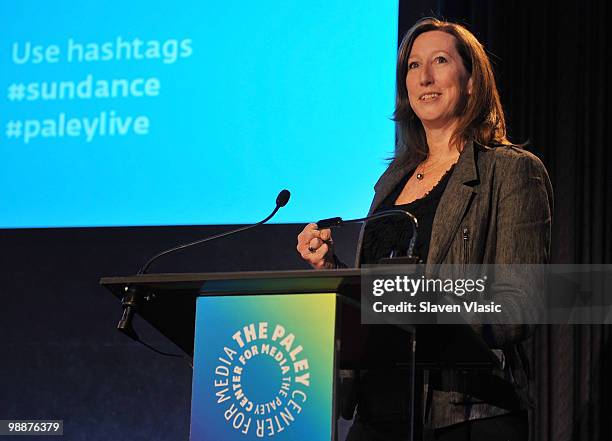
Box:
[1,1,610,440]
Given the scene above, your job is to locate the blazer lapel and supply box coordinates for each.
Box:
[356,142,479,267]
[354,157,417,266]
[368,157,419,215]
[427,140,480,264]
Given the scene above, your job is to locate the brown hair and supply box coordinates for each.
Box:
[393,17,508,163]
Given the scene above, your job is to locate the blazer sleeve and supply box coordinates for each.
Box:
[486,152,553,347]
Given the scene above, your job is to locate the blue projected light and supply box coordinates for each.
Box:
[0,1,397,228]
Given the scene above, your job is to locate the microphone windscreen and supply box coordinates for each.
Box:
[276,189,291,207]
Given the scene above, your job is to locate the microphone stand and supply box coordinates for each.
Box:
[117,190,291,343]
[317,209,421,264]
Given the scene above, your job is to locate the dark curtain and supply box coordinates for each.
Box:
[398,1,612,440]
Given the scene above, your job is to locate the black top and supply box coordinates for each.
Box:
[361,165,455,264]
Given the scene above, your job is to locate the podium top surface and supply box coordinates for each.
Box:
[100,268,363,298]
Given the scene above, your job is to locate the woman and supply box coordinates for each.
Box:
[297,18,552,441]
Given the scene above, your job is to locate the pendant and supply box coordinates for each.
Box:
[416,173,424,180]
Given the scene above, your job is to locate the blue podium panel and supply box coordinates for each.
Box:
[191,293,337,440]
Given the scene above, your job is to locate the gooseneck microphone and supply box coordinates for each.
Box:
[317,209,419,259]
[117,189,291,343]
[137,189,291,275]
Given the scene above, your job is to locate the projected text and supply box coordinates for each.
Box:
[4,36,193,144]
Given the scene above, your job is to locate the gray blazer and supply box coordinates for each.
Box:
[347,140,553,428]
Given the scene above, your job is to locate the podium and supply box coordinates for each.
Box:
[100,269,499,441]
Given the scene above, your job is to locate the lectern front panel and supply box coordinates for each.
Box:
[190,293,337,441]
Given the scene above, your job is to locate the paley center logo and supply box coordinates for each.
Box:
[213,322,310,437]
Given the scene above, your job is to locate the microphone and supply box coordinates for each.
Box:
[275,189,291,207]
[117,189,291,341]
[137,189,291,275]
[316,209,419,259]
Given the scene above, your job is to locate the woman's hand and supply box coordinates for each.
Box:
[296,223,335,269]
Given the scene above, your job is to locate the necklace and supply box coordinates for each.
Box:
[415,155,458,181]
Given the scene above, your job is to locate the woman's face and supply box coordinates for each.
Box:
[406,30,472,130]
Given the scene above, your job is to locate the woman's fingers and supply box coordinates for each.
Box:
[309,237,323,251]
[310,244,329,267]
[296,223,334,268]
[297,224,314,250]
[319,228,332,242]
[297,223,319,244]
